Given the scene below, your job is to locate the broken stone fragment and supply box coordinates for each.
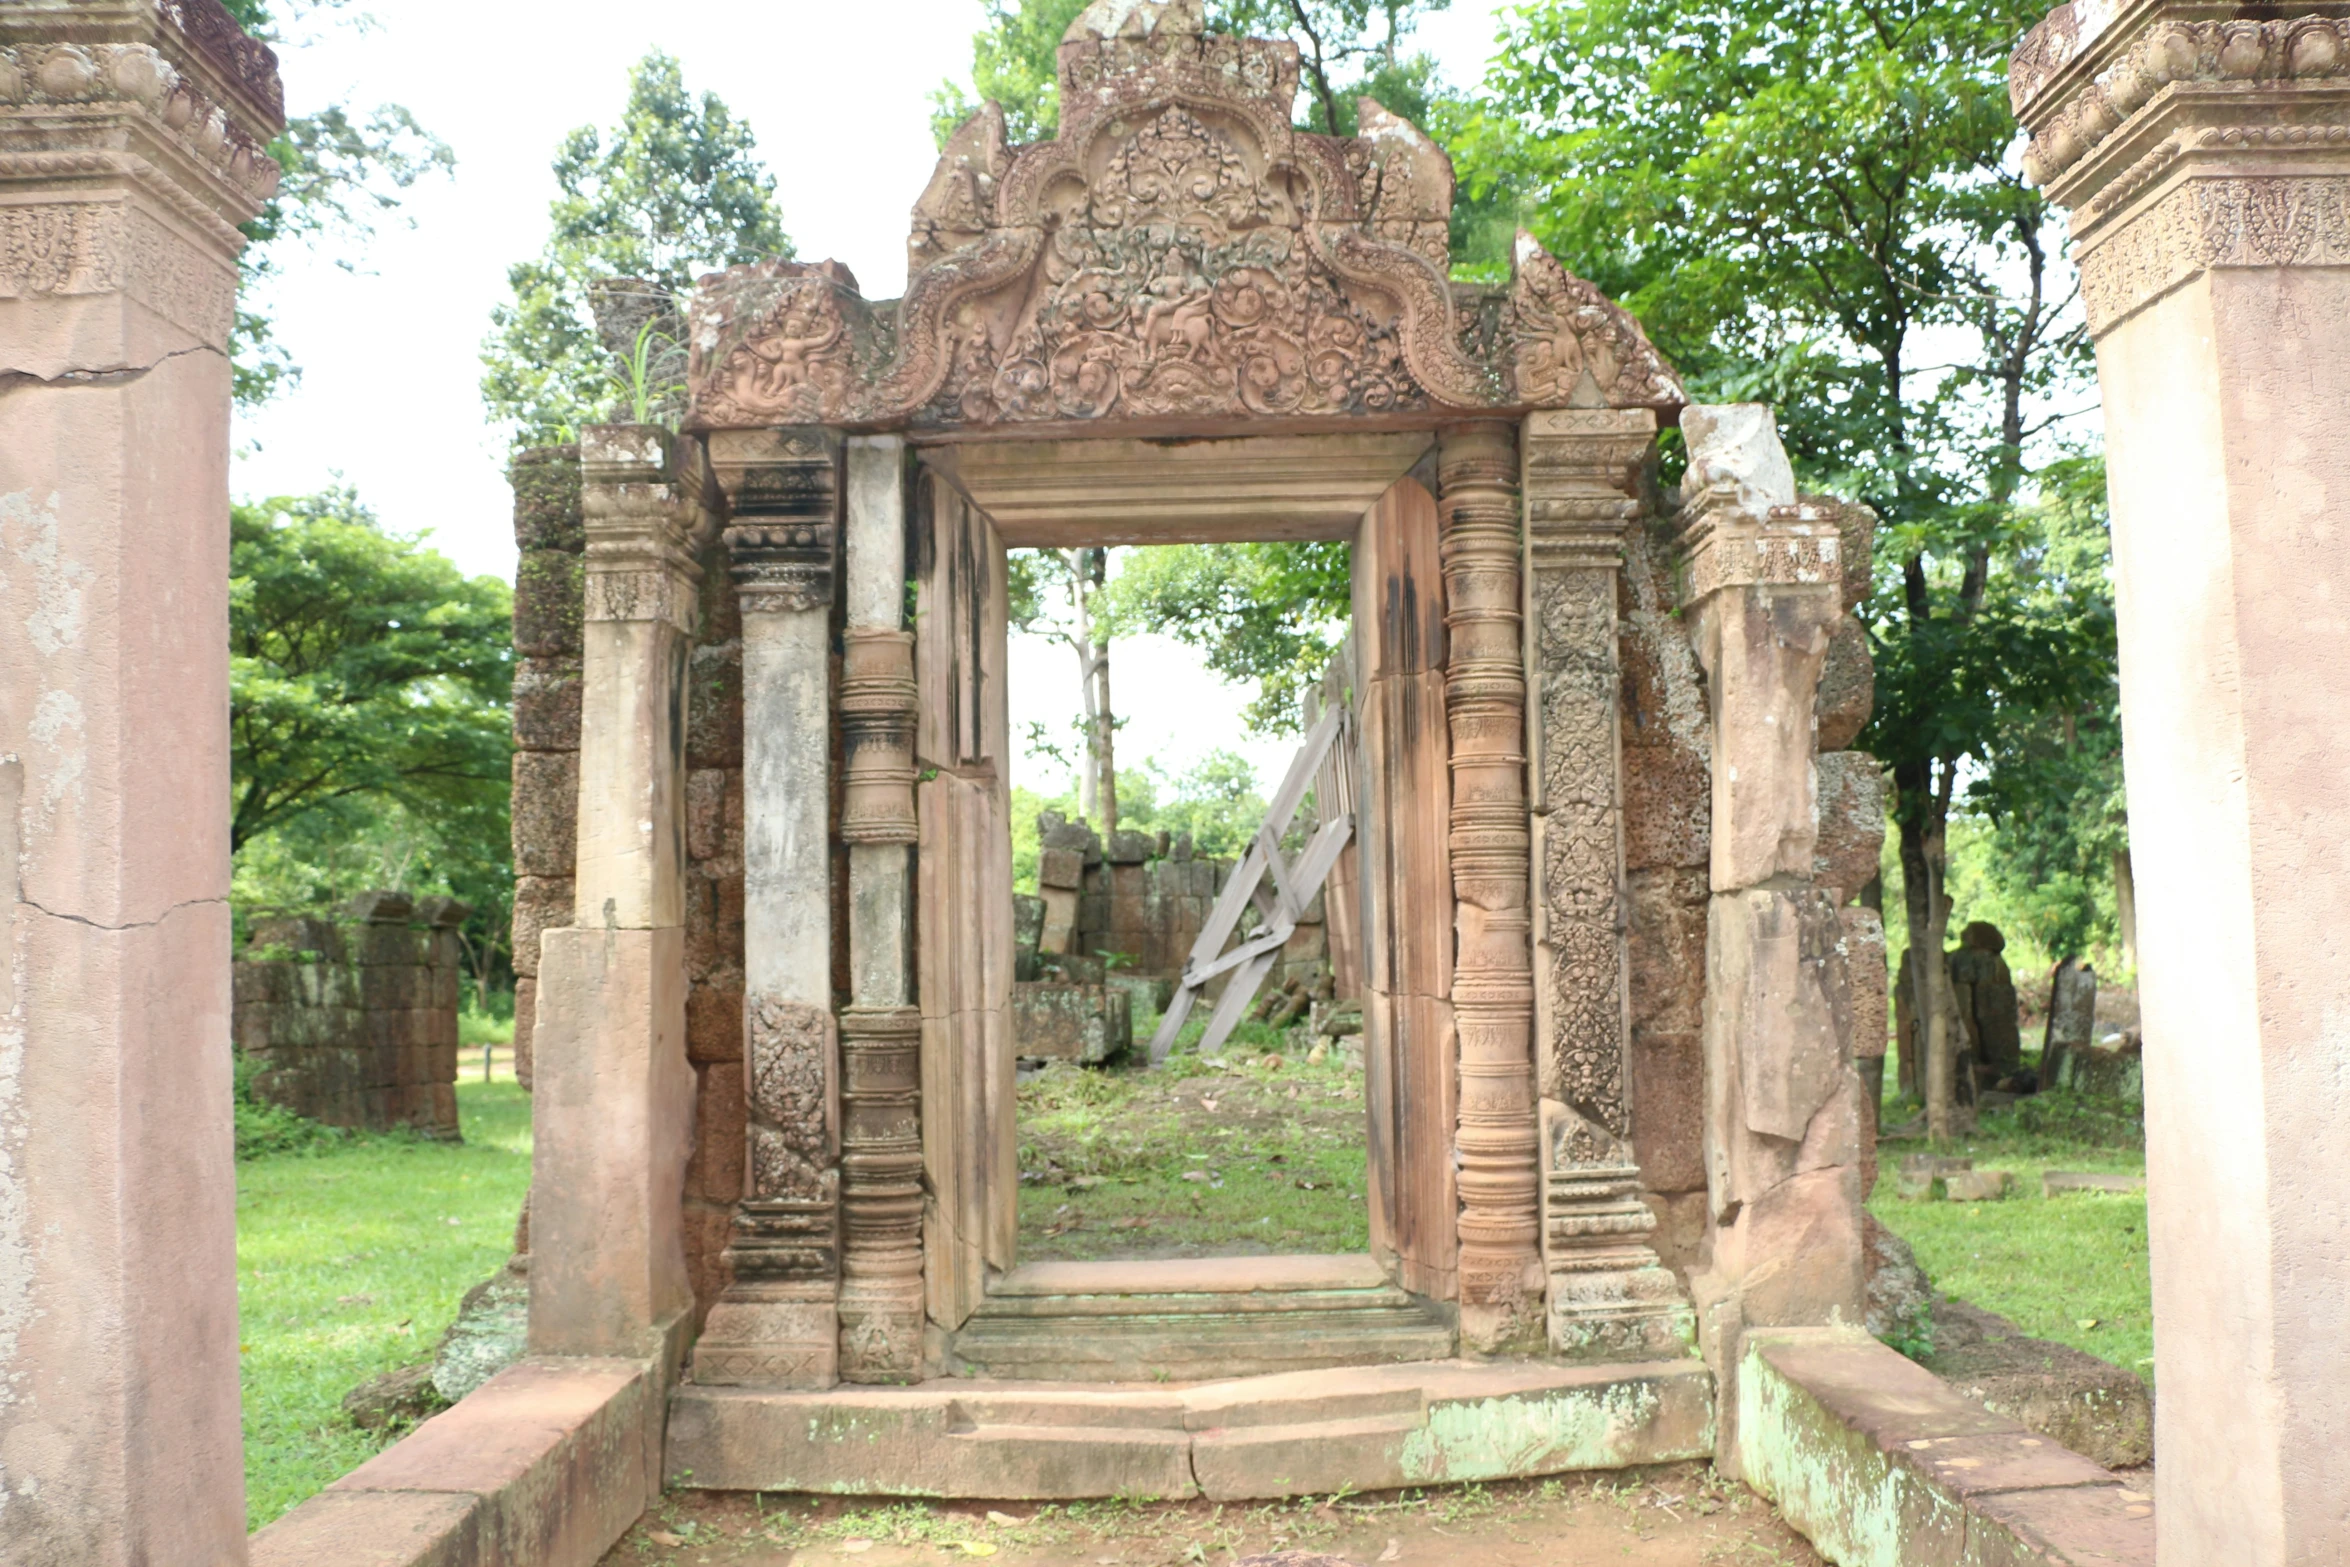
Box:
[1682,403,1797,513]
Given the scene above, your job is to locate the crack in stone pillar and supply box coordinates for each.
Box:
[1522,410,1698,1361]
[838,435,924,1382]
[695,429,844,1388]
[1438,422,1544,1353]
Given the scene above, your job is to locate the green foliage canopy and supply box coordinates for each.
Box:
[1465,0,2116,951]
[230,491,512,857]
[481,52,791,448]
[1098,543,1352,735]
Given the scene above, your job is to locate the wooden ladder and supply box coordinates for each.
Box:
[1147,701,1356,1064]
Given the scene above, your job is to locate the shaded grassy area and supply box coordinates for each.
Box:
[1872,1085,2151,1376]
[1017,1013,1370,1261]
[237,1078,533,1528]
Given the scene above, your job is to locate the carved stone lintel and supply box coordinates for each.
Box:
[841,630,920,846]
[1675,491,1846,606]
[837,1004,924,1383]
[1437,422,1544,1353]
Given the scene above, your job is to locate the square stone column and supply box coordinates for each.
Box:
[2014,9,2350,1558]
[528,426,701,1361]
[692,429,844,1389]
[1674,407,1862,1472]
[1520,410,1696,1361]
[0,4,281,1559]
[836,434,923,1383]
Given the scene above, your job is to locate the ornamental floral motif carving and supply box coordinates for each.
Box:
[747,995,835,1204]
[2079,174,2350,333]
[684,5,1682,431]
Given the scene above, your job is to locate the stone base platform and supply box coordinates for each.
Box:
[943,1254,1455,1382]
[666,1356,1716,1501]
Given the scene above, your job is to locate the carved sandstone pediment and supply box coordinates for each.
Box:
[686,1,1681,431]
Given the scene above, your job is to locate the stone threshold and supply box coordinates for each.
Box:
[945,1253,1457,1380]
[1738,1328,2154,1567]
[667,1355,1716,1501]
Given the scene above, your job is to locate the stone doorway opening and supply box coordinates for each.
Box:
[911,435,1460,1380]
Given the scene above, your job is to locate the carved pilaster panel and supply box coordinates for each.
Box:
[712,427,841,616]
[2077,171,2350,333]
[581,426,703,632]
[1437,422,1543,1352]
[837,1004,924,1382]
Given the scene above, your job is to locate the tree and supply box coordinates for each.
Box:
[219,0,454,406]
[1100,541,1351,735]
[481,52,791,448]
[1468,0,2113,1140]
[1011,548,1122,830]
[230,490,513,855]
[933,0,1453,144]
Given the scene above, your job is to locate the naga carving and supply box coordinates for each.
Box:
[685,1,1682,431]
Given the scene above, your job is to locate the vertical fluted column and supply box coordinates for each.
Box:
[1523,410,1695,1360]
[1437,423,1544,1353]
[693,428,843,1389]
[837,435,925,1382]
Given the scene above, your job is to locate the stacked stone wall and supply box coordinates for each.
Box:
[681,552,749,1319]
[509,445,585,1090]
[233,892,467,1136]
[1619,511,1716,1278]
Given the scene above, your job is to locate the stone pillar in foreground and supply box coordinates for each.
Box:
[694,429,843,1389]
[2012,10,2350,1558]
[1520,410,1696,1360]
[1676,406,1862,1471]
[836,435,924,1383]
[528,426,700,1360]
[1436,423,1544,1354]
[0,4,280,1558]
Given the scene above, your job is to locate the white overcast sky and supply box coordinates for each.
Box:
[232,0,1511,797]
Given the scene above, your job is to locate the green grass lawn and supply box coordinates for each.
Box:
[1872,1085,2153,1377]
[1018,1012,1370,1261]
[237,1077,533,1529]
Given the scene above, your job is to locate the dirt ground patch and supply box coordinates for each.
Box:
[603,1467,1825,1566]
[1017,1033,1370,1261]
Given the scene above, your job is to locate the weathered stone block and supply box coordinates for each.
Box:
[510,443,585,553]
[1106,829,1154,864]
[1628,867,1708,1037]
[1012,982,1132,1064]
[512,654,583,752]
[1841,906,1888,1063]
[686,976,744,1065]
[685,642,743,770]
[1815,619,1875,752]
[511,751,580,878]
[1632,1029,1706,1194]
[1812,751,1886,903]
[683,869,745,984]
[1623,744,1711,871]
[510,876,574,981]
[686,768,742,866]
[687,1061,747,1204]
[1038,887,1078,955]
[1038,846,1085,891]
[513,549,586,658]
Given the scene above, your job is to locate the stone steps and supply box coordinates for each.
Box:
[666,1357,1718,1501]
[946,1255,1456,1381]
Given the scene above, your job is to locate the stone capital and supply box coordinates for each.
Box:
[711,426,840,615]
[1,0,286,356]
[579,423,702,630]
[1522,408,1655,572]
[2012,4,2350,334]
[1675,494,1846,610]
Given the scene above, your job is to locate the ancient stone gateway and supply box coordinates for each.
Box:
[513,0,1874,1498]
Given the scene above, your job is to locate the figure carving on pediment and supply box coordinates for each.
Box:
[1508,232,1684,411]
[701,264,860,425]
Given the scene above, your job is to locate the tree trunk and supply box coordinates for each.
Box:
[2114,844,2138,976]
[1920,827,1957,1146]
[1091,633,1117,833]
[1896,807,1934,1099]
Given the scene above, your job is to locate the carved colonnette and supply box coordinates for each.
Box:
[837,435,924,1382]
[693,429,846,1389]
[1521,410,1695,1360]
[1437,423,1544,1352]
